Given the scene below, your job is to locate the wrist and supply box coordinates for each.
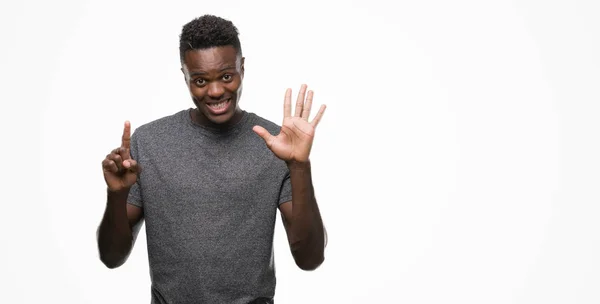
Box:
[107,187,130,200]
[287,159,311,171]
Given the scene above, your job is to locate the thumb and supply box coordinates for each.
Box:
[252,125,275,147]
[123,159,142,174]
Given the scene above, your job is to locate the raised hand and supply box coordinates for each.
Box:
[253,84,326,163]
[102,121,141,192]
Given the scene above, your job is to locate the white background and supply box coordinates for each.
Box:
[1,0,599,303]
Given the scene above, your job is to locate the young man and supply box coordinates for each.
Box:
[96,15,327,304]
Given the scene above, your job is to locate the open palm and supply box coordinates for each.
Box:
[253,84,326,163]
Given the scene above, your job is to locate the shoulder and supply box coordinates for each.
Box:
[132,110,187,141]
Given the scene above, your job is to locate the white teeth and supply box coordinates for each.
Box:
[208,100,229,109]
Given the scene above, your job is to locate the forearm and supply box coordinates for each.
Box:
[97,189,134,268]
[287,160,325,270]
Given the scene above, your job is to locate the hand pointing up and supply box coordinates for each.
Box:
[102,121,142,192]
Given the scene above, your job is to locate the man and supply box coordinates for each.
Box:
[96,15,327,304]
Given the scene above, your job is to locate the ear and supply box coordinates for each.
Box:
[241,57,245,78]
[181,66,188,83]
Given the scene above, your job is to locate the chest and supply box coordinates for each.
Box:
[136,135,286,216]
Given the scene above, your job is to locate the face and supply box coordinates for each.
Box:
[181,46,245,126]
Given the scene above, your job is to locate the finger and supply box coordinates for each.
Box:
[310,104,327,128]
[301,90,313,120]
[123,159,142,174]
[108,152,124,172]
[252,125,275,148]
[112,146,130,163]
[118,145,131,160]
[283,88,292,118]
[294,84,307,117]
[102,158,119,173]
[121,121,131,149]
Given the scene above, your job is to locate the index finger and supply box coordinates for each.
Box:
[283,88,292,118]
[121,120,131,149]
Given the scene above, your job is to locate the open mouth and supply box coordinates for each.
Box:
[206,98,231,115]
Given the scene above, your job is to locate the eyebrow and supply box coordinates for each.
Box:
[189,66,236,77]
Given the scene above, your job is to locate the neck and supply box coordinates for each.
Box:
[191,108,244,130]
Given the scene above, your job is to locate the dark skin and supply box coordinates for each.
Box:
[97,124,143,269]
[97,45,326,270]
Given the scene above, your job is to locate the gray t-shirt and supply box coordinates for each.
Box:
[127,109,292,304]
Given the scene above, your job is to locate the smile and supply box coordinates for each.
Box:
[206,98,232,115]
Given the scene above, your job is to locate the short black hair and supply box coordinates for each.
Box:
[179,15,242,63]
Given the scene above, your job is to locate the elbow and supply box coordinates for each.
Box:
[98,248,128,269]
[103,262,121,270]
[99,253,125,269]
[295,254,325,271]
[290,237,326,271]
[97,232,132,269]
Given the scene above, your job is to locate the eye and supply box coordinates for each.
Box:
[222,74,232,81]
[194,78,205,86]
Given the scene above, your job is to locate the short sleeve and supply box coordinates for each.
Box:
[127,181,143,208]
[126,131,143,208]
[278,170,292,205]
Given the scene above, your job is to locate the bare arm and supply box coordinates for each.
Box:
[97,121,143,269]
[253,84,327,271]
[97,190,144,269]
[279,161,325,271]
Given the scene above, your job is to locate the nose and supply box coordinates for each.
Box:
[207,82,225,99]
